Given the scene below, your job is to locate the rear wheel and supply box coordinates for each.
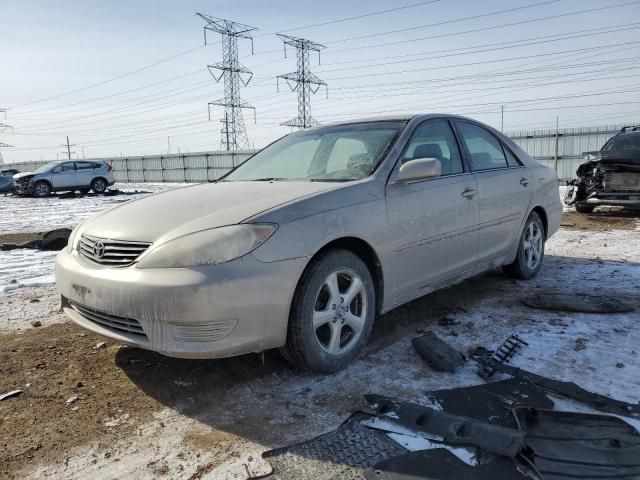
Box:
[91,178,107,194]
[33,181,51,198]
[575,203,595,214]
[503,211,545,280]
[281,249,375,373]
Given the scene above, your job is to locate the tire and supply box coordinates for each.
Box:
[281,249,376,373]
[575,203,595,214]
[33,181,51,198]
[503,211,545,280]
[91,178,107,194]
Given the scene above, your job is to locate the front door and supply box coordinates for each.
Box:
[51,162,78,189]
[386,119,479,305]
[454,121,533,265]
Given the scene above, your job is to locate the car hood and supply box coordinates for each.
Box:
[80,181,341,243]
[13,171,35,180]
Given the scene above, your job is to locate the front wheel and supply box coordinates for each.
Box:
[33,181,51,198]
[281,250,375,373]
[503,211,545,280]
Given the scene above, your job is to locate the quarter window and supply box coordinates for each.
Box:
[456,122,508,171]
[504,147,523,167]
[401,120,464,176]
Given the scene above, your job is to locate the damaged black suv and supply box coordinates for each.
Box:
[565,126,640,213]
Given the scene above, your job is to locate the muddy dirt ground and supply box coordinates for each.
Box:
[1,207,639,479]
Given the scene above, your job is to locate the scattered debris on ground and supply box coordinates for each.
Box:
[471,334,528,380]
[0,390,22,401]
[411,331,466,373]
[0,228,71,251]
[522,292,635,313]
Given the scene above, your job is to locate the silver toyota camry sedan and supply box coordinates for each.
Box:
[56,114,562,372]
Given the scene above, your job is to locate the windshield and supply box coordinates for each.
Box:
[602,133,640,152]
[224,121,405,182]
[34,161,61,174]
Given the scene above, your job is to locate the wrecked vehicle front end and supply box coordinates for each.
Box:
[565,128,640,212]
[12,173,36,196]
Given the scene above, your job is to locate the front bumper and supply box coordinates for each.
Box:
[582,192,640,208]
[55,249,307,358]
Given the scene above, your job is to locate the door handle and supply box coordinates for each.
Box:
[461,188,478,198]
[520,177,529,187]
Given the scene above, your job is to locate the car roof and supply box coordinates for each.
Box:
[322,113,489,128]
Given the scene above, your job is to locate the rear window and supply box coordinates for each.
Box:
[602,133,640,152]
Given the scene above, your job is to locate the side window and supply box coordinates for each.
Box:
[456,122,508,171]
[325,138,368,175]
[76,162,93,170]
[504,146,523,167]
[53,163,75,173]
[401,120,464,176]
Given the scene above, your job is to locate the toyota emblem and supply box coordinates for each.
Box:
[93,241,105,259]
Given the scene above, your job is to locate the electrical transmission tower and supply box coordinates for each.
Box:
[197,13,256,151]
[0,109,13,164]
[277,34,327,129]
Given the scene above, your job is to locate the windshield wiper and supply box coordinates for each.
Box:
[310,178,354,182]
[251,177,289,182]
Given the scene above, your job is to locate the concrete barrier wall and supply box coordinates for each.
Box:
[2,150,257,183]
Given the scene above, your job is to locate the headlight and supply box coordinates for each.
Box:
[136,224,277,269]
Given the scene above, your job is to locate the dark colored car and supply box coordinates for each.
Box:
[565,126,640,213]
[0,170,16,193]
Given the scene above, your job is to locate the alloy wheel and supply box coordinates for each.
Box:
[523,221,543,270]
[313,269,367,355]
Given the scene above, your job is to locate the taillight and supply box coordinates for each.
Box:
[106,164,112,171]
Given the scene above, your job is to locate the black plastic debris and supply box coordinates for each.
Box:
[250,413,406,480]
[363,449,531,480]
[424,377,553,428]
[411,331,465,373]
[0,228,72,251]
[522,292,634,313]
[471,335,528,380]
[515,407,640,479]
[476,358,640,419]
[366,394,525,458]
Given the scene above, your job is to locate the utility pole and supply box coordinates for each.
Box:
[197,13,256,151]
[554,116,560,176]
[61,136,76,160]
[0,108,13,164]
[277,34,327,129]
[167,136,171,154]
[500,106,504,132]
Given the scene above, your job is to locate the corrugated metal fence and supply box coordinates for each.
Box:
[3,123,637,183]
[2,150,257,183]
[507,123,636,181]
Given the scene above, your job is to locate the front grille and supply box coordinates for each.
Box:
[69,301,147,338]
[79,234,151,266]
[604,172,640,191]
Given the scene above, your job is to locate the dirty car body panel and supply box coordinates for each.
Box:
[56,114,561,360]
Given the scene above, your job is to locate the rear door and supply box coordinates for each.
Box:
[50,162,78,189]
[75,161,97,187]
[386,119,479,304]
[453,121,533,266]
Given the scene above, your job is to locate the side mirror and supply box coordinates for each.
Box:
[394,158,441,183]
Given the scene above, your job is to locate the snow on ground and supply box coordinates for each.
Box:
[0,183,189,232]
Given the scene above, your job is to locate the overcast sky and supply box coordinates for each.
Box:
[1,0,639,162]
